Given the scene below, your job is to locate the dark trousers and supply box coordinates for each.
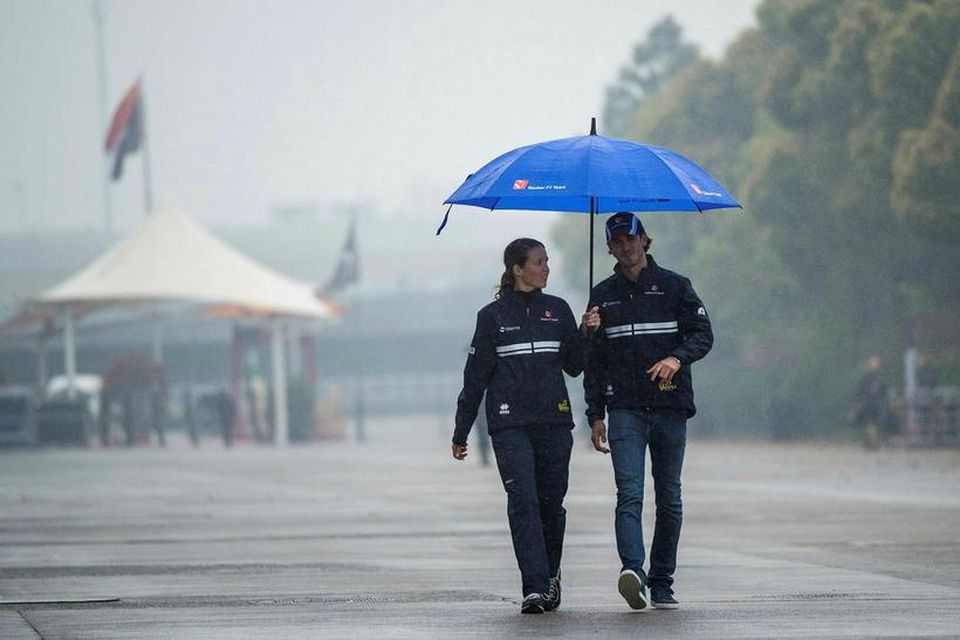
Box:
[607,409,686,589]
[491,424,573,596]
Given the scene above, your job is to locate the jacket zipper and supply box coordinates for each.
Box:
[526,302,533,350]
[629,291,641,396]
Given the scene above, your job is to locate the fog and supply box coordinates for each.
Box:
[1,0,755,233]
[1,0,956,446]
[0,0,759,433]
[1,4,959,636]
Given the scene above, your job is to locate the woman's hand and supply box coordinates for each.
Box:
[452,443,468,460]
[581,306,601,335]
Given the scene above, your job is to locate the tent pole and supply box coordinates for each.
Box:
[152,319,164,364]
[63,307,77,400]
[271,317,289,446]
[37,328,48,394]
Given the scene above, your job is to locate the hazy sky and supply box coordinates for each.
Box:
[0,0,758,234]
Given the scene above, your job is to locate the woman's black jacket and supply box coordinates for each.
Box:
[453,288,583,445]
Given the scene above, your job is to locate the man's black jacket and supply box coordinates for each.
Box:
[585,255,713,422]
[453,288,583,445]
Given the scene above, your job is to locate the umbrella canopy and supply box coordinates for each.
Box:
[444,125,740,215]
[440,119,741,290]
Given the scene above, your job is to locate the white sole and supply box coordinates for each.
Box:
[617,571,648,610]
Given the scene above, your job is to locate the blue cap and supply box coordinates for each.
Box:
[605,212,645,241]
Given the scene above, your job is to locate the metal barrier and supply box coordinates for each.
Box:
[0,386,36,447]
[36,399,91,447]
[889,386,960,446]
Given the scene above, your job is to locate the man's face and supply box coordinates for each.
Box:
[607,232,645,268]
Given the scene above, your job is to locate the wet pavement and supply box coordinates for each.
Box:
[2,417,959,638]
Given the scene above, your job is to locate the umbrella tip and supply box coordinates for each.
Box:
[590,117,597,135]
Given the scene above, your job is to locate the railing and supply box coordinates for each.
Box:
[888,386,960,446]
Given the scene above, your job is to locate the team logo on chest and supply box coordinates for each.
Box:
[645,283,664,295]
[499,403,511,415]
[540,309,559,322]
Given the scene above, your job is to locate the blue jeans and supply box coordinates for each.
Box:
[491,425,573,596]
[607,409,686,588]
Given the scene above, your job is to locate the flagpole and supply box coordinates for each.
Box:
[347,211,365,443]
[140,79,154,214]
[91,0,113,230]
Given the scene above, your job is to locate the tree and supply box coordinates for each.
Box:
[893,40,960,241]
[553,0,960,439]
[602,16,699,138]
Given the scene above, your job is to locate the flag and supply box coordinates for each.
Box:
[319,217,360,296]
[104,81,143,180]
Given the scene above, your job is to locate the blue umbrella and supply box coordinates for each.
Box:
[439,118,741,290]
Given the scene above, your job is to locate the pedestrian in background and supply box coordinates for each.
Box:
[451,237,599,614]
[852,355,888,449]
[217,387,236,448]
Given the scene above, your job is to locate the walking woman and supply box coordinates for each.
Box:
[451,237,600,614]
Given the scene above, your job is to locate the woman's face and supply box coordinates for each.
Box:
[513,245,549,292]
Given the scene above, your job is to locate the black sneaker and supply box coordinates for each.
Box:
[543,571,561,612]
[617,569,648,610]
[650,585,679,610]
[521,592,545,614]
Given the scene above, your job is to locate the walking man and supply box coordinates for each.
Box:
[583,212,713,610]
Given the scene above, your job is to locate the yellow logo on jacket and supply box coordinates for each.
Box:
[557,399,571,412]
[658,380,677,392]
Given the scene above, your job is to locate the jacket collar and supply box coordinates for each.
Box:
[499,287,543,304]
[613,254,659,285]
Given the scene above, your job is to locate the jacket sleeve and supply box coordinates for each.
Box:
[583,295,609,424]
[453,309,497,445]
[559,300,585,377]
[670,277,714,366]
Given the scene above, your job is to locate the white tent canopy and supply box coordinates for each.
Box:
[26,203,337,445]
[41,202,334,319]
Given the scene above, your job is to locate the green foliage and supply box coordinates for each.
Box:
[602,16,699,138]
[892,42,960,241]
[554,1,960,439]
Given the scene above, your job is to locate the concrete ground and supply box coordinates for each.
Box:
[1,416,959,639]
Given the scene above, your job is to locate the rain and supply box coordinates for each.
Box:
[1,1,958,637]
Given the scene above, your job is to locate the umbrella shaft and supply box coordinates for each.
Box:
[589,196,595,299]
